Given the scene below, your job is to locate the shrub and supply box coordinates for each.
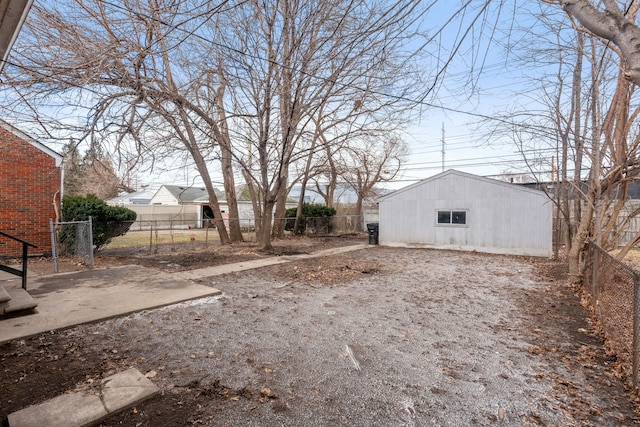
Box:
[61,194,137,250]
[285,203,336,235]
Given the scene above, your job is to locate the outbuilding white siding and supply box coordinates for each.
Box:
[378,170,552,257]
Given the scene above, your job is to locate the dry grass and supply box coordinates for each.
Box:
[103,229,257,249]
[610,248,640,270]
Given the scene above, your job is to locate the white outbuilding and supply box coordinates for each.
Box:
[377,169,552,257]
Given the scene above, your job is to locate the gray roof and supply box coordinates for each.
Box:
[162,185,225,202]
[106,189,156,205]
[378,169,547,202]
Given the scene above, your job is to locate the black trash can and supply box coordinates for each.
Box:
[366,223,379,245]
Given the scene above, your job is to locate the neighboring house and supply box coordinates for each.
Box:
[149,185,216,205]
[289,183,392,206]
[109,184,304,231]
[109,185,257,230]
[378,169,552,257]
[0,121,62,256]
[106,189,156,206]
[149,184,239,228]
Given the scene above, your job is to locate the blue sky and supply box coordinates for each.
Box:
[380,0,558,188]
[5,0,565,192]
[141,0,555,191]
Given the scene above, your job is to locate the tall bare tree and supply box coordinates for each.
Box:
[62,143,121,200]
[3,0,243,244]
[200,0,427,248]
[500,3,640,281]
[340,136,407,228]
[2,0,527,250]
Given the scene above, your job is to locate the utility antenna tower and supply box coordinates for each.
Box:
[441,123,445,172]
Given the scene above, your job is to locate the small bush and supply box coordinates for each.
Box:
[285,204,336,235]
[61,194,137,250]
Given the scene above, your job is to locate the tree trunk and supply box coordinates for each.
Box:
[212,70,244,243]
[172,106,231,245]
[559,0,640,85]
[242,168,262,239]
[568,190,595,282]
[259,199,275,250]
[271,184,288,239]
[220,145,244,242]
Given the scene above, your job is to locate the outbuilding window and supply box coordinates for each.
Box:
[437,210,467,225]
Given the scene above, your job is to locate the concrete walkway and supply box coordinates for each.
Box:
[174,243,370,281]
[0,265,221,344]
[0,243,369,344]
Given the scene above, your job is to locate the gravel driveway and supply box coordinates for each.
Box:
[3,245,637,426]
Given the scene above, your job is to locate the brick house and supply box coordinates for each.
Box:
[0,121,62,256]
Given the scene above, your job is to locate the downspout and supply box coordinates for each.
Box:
[56,157,65,222]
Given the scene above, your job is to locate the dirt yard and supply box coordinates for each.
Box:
[1,237,639,426]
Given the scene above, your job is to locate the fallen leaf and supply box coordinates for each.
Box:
[498,405,505,421]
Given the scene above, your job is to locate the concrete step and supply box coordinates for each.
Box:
[1,288,37,315]
[0,286,10,303]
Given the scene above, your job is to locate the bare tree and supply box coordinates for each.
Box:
[199,0,427,249]
[3,0,243,244]
[2,0,526,250]
[340,136,407,228]
[498,3,640,281]
[554,0,640,85]
[62,143,121,200]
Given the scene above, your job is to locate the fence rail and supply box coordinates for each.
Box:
[100,215,364,254]
[583,241,640,388]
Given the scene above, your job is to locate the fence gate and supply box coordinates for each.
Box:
[49,218,94,273]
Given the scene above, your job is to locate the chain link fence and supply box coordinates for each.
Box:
[100,215,364,254]
[50,219,94,272]
[582,241,640,388]
[101,220,229,254]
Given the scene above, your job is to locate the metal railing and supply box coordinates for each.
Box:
[0,231,37,290]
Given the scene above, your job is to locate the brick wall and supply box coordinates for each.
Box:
[0,127,61,256]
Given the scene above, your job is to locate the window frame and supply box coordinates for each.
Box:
[436,209,468,227]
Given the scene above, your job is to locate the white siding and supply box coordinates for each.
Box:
[125,204,200,229]
[379,170,552,257]
[236,202,256,228]
[149,187,179,205]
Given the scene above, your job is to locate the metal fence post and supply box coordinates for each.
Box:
[633,274,640,389]
[149,223,153,255]
[87,217,95,268]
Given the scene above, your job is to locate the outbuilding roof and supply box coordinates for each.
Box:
[378,169,547,202]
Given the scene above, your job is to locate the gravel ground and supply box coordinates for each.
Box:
[2,244,638,426]
[58,247,637,426]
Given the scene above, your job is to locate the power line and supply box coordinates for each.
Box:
[4,0,599,187]
[8,0,552,134]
